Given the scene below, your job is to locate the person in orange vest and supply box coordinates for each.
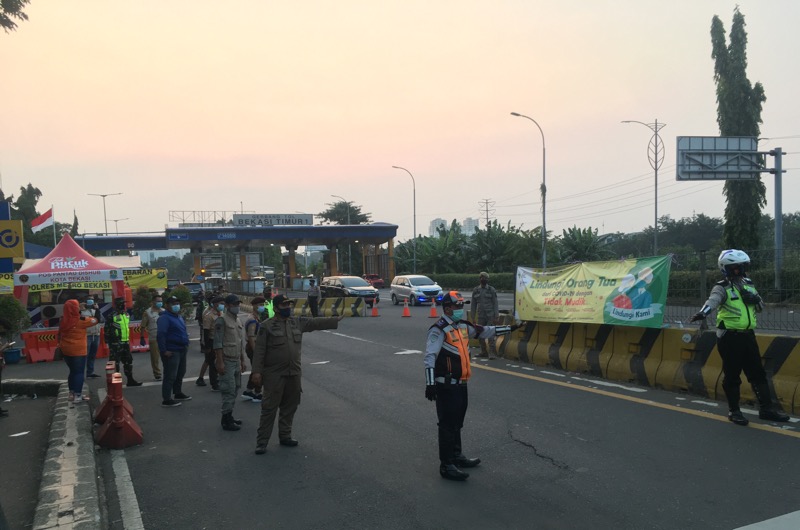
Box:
[59,299,99,403]
[424,291,521,481]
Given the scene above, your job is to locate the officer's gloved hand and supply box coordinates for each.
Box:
[425,385,437,401]
[740,290,762,306]
[510,322,525,332]
[690,312,706,323]
[139,336,146,347]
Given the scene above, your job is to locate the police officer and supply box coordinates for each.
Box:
[691,249,790,426]
[214,294,247,431]
[425,291,520,480]
[197,295,223,390]
[471,271,500,359]
[104,297,142,387]
[307,278,320,317]
[251,294,342,454]
[263,286,275,319]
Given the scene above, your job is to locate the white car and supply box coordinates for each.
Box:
[390,275,444,306]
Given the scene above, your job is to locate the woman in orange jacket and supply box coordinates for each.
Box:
[58,299,98,403]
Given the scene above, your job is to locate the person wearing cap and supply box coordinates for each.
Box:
[197,295,224,390]
[425,291,521,480]
[471,272,500,359]
[242,296,267,402]
[104,297,143,387]
[251,294,343,454]
[306,278,320,317]
[156,296,192,407]
[213,294,248,430]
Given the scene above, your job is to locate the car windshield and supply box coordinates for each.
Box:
[410,276,435,286]
[340,277,370,288]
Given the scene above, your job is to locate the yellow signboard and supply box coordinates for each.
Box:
[1,268,168,293]
[0,221,24,259]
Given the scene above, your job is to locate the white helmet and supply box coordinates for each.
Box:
[718,249,750,276]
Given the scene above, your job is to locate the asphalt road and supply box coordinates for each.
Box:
[97,301,800,530]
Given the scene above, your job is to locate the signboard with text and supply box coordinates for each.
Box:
[232,214,313,227]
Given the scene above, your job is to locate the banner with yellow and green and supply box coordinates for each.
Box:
[515,256,671,328]
[1,268,168,293]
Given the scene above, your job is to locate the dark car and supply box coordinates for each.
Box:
[362,274,385,289]
[320,276,380,307]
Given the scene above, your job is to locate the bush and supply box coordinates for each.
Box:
[163,285,194,321]
[0,295,32,338]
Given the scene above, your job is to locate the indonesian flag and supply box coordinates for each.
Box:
[31,208,54,233]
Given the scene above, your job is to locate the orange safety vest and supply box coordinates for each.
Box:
[432,320,474,382]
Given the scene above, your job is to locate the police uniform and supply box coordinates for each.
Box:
[252,304,338,450]
[201,305,222,389]
[104,301,142,386]
[471,272,499,358]
[307,281,320,317]
[213,308,246,430]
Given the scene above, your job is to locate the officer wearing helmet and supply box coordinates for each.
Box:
[691,249,789,426]
[424,291,521,480]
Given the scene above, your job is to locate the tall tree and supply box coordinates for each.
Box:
[317,201,371,226]
[711,8,766,250]
[1,0,29,32]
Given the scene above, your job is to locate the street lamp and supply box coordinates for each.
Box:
[88,192,122,235]
[510,112,547,270]
[110,218,129,234]
[391,166,417,274]
[622,119,666,255]
[331,194,351,275]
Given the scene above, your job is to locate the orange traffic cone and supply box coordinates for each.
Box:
[371,300,380,317]
[402,298,411,317]
[428,303,439,318]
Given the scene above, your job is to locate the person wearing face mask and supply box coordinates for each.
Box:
[197,295,224,390]
[156,296,191,407]
[251,295,342,454]
[104,297,143,387]
[424,291,521,481]
[140,294,164,381]
[242,296,267,402]
[80,295,104,379]
[213,294,248,430]
[471,271,500,360]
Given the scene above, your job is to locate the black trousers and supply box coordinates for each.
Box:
[718,330,767,410]
[308,296,319,317]
[435,383,468,465]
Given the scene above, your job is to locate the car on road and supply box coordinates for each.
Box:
[390,275,444,306]
[362,274,385,289]
[320,276,380,307]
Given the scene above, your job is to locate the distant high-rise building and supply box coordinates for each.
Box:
[429,218,447,237]
[462,217,479,236]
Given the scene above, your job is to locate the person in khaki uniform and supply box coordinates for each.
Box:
[471,272,500,359]
[214,294,247,431]
[251,294,342,454]
[140,295,164,380]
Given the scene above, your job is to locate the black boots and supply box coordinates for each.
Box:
[753,383,790,422]
[453,455,481,468]
[440,464,469,481]
[221,412,241,431]
[728,410,749,426]
[124,369,143,387]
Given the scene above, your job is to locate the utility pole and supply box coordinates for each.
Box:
[478,199,495,228]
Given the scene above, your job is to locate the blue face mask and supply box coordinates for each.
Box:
[257,305,266,313]
[217,304,225,312]
[155,301,163,308]
[451,309,464,322]
[86,300,94,307]
[171,304,181,313]
[278,307,292,318]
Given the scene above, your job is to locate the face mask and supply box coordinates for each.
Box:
[451,309,464,322]
[278,307,292,318]
[155,302,163,308]
[86,300,94,307]
[171,304,181,313]
[257,306,266,313]
[229,306,240,315]
[217,304,225,312]
[116,304,126,311]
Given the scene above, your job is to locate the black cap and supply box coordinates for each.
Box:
[114,297,126,303]
[441,291,467,307]
[224,294,240,305]
[273,294,295,306]
[251,296,266,305]
[166,296,179,304]
[211,296,225,304]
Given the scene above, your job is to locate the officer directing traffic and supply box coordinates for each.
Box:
[424,291,520,480]
[691,249,790,426]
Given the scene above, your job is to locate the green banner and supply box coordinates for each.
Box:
[515,256,672,328]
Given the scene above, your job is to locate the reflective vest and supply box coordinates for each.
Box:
[431,320,474,382]
[113,313,130,342]
[716,280,758,330]
[264,300,275,319]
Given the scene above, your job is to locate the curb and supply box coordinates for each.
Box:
[6,380,103,529]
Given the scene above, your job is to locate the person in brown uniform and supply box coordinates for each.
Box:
[251,294,342,454]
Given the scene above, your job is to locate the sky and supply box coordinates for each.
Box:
[1,1,798,247]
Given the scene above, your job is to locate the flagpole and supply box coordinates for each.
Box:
[52,205,56,247]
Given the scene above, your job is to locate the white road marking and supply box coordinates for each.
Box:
[309,361,330,365]
[394,350,421,355]
[539,371,566,378]
[735,510,800,529]
[9,431,30,437]
[570,377,648,393]
[690,400,719,407]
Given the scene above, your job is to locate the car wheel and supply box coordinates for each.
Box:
[391,294,398,305]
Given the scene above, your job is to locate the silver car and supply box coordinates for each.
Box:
[390,275,444,306]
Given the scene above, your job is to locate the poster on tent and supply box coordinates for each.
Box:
[515,256,671,328]
[15,268,168,292]
[14,267,121,286]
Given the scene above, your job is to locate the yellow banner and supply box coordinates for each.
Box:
[0,221,24,259]
[6,268,168,293]
[0,272,13,294]
[515,256,672,328]
[124,268,168,290]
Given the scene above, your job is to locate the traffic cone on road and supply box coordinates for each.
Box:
[402,298,411,317]
[428,303,439,318]
[371,300,380,317]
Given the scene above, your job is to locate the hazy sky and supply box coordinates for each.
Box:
[1,1,798,246]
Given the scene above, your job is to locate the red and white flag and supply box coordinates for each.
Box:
[31,208,54,233]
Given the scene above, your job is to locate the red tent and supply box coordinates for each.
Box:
[13,234,125,306]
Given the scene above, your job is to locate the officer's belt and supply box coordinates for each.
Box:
[435,377,468,385]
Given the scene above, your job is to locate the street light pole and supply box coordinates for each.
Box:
[510,112,547,270]
[87,192,122,235]
[391,166,417,274]
[331,195,351,275]
[110,218,129,234]
[622,119,666,255]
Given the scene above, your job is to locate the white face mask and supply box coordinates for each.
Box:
[229,306,240,315]
[171,304,181,313]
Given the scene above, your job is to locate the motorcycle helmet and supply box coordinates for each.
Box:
[718,249,750,277]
